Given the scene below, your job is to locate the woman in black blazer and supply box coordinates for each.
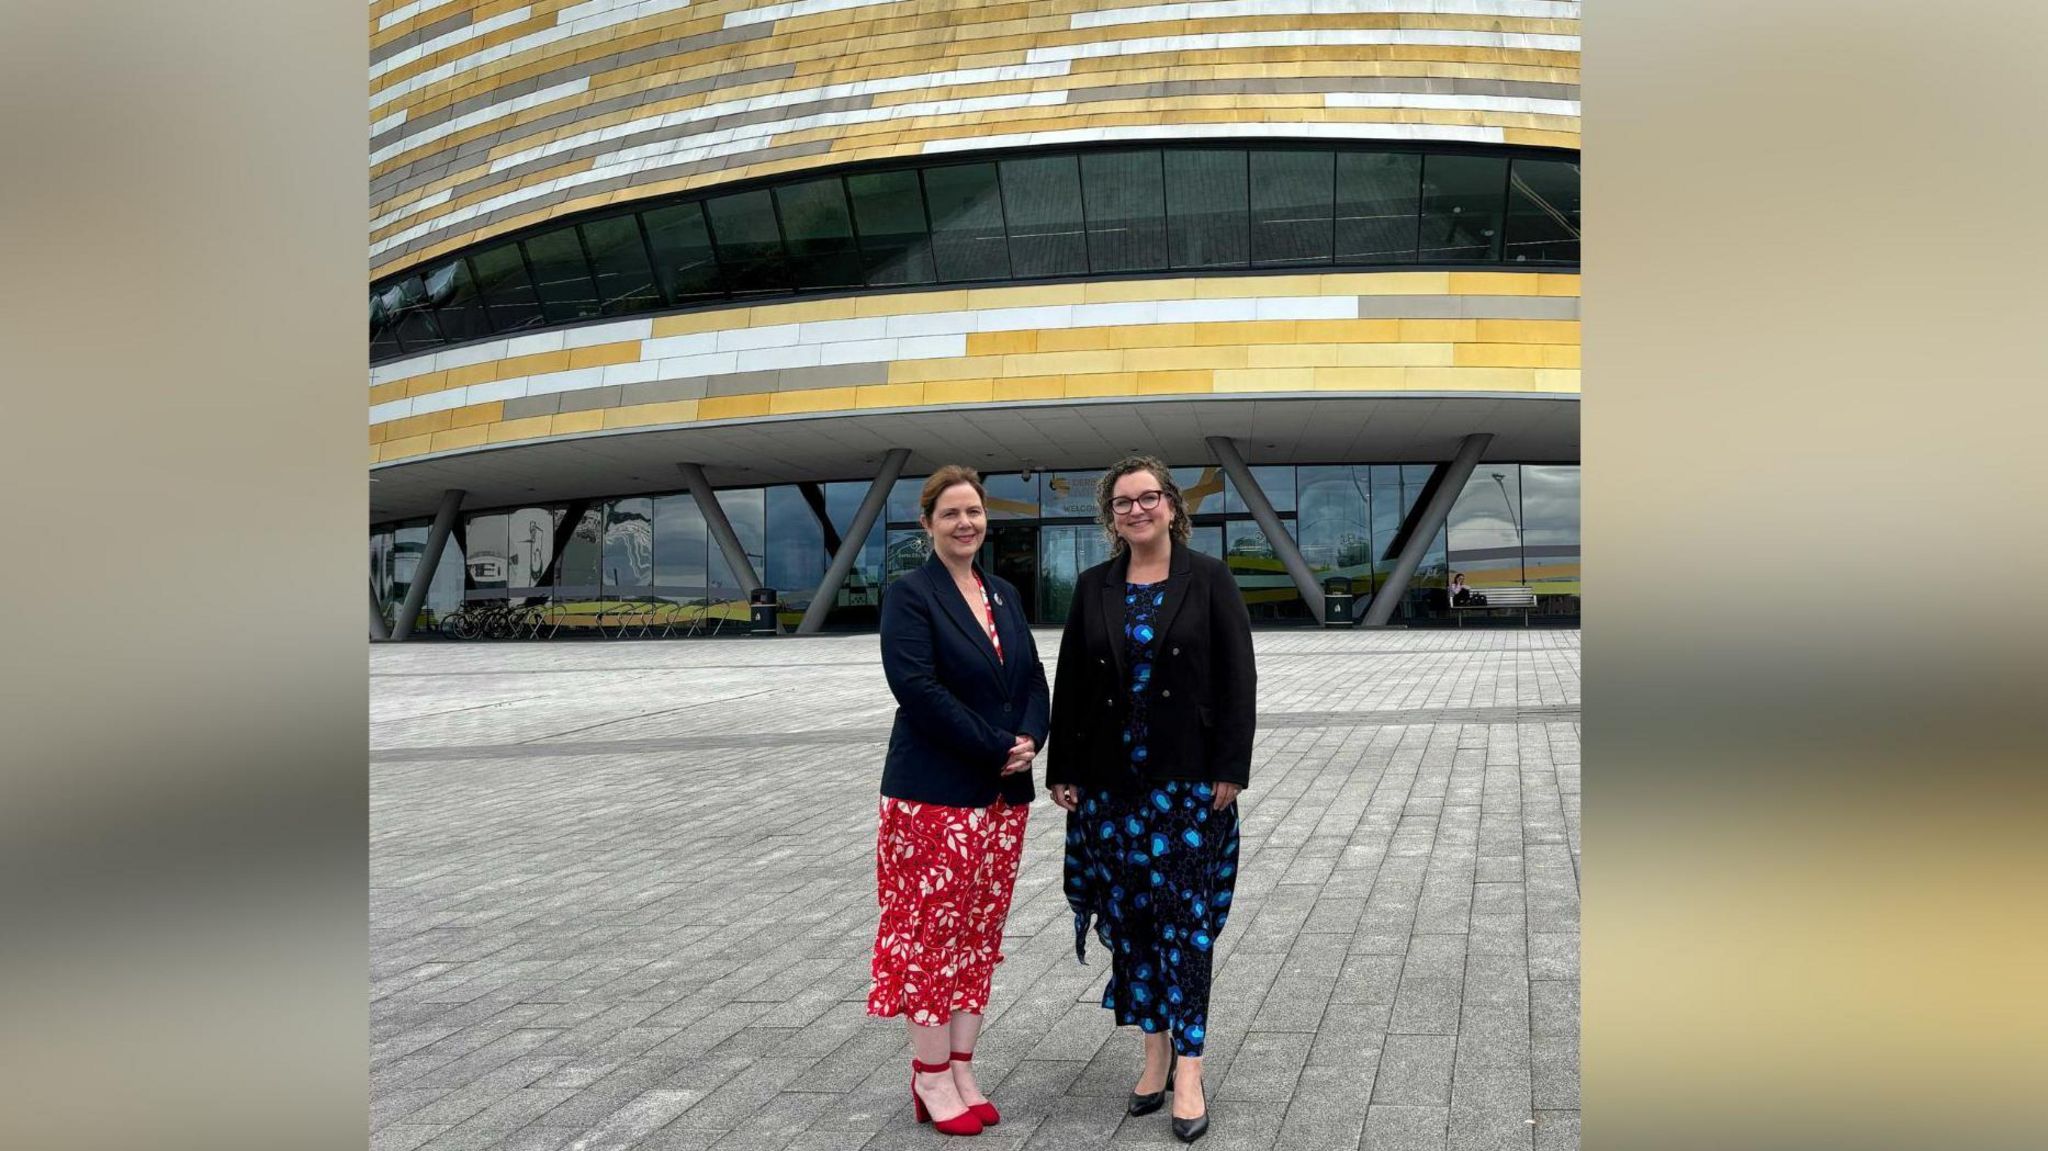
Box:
[1047,455,1256,1144]
[868,465,1049,1137]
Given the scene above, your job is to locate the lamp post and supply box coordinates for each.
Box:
[1491,471,1520,533]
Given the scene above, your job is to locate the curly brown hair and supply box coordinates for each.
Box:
[1094,455,1193,556]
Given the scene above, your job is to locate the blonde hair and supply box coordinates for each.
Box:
[1094,455,1193,556]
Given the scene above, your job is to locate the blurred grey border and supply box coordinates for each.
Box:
[0,2,366,1149]
[1,2,2044,1149]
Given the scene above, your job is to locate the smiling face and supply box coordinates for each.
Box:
[922,482,986,563]
[1111,468,1170,551]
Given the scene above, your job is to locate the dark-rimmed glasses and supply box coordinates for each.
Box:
[1111,490,1167,516]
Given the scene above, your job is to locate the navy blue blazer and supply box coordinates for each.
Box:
[879,552,1050,807]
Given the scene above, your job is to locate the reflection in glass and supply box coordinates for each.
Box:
[1420,154,1507,262]
[1038,526,1079,622]
[469,242,545,333]
[1076,522,1111,577]
[1404,463,1449,615]
[1251,150,1335,266]
[1041,470,1104,519]
[885,528,931,587]
[372,146,1580,363]
[370,530,395,621]
[374,460,1578,630]
[652,494,708,601]
[506,507,556,595]
[425,257,493,343]
[522,228,603,323]
[579,215,662,315]
[557,506,603,598]
[775,178,862,290]
[980,473,1038,521]
[1519,464,1580,607]
[1505,158,1580,264]
[1081,150,1166,273]
[1296,466,1370,588]
[1368,464,1447,618]
[848,170,935,286]
[464,513,509,596]
[389,276,442,351]
[1177,466,1227,517]
[821,481,887,624]
[706,191,789,295]
[1446,469,1522,590]
[427,530,465,620]
[999,155,1088,277]
[392,524,426,611]
[1335,152,1421,263]
[1166,150,1249,269]
[642,201,725,303]
[1224,519,1302,619]
[924,164,1010,281]
[390,520,466,622]
[604,497,654,592]
[887,476,928,525]
[765,485,825,611]
[1223,465,1296,514]
[709,488,765,603]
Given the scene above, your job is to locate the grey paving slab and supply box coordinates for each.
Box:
[1361,1104,1447,1151]
[371,629,1579,1149]
[1371,1035,1457,1106]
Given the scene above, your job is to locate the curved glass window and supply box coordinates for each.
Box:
[923,162,1009,282]
[1166,150,1249,270]
[579,215,661,316]
[371,144,1579,362]
[775,178,861,290]
[999,155,1088,277]
[1082,151,1166,273]
[847,170,935,286]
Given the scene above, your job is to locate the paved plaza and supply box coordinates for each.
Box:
[370,628,1580,1151]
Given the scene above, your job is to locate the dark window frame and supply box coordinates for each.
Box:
[372,140,1578,363]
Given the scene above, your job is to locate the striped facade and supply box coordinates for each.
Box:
[368,0,1581,630]
[369,0,1580,275]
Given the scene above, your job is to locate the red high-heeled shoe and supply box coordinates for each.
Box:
[911,1058,984,1135]
[951,1050,1000,1126]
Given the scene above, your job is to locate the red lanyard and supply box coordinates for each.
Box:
[970,571,1003,663]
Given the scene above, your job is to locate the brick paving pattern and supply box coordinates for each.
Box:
[371,629,1580,1150]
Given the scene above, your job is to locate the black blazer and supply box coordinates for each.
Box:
[1046,544,1257,791]
[878,553,1050,808]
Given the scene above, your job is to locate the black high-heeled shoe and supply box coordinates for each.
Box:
[1170,1063,1208,1143]
[1127,1047,1177,1117]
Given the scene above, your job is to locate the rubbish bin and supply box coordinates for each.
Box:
[748,587,780,636]
[1322,577,1355,627]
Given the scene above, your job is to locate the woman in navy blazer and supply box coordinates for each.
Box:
[868,465,1049,1137]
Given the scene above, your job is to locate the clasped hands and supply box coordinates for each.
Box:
[1000,734,1037,776]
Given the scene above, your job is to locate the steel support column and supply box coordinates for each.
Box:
[1360,433,1492,626]
[391,488,464,640]
[797,448,911,635]
[676,462,763,599]
[1205,436,1325,625]
[369,579,391,641]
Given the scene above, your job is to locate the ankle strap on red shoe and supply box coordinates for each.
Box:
[950,1051,974,1062]
[911,1058,953,1073]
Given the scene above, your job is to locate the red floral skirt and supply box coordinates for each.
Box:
[867,796,1029,1026]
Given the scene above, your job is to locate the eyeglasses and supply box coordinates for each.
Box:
[1111,490,1167,516]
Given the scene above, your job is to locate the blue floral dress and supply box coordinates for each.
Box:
[1063,579,1242,1056]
